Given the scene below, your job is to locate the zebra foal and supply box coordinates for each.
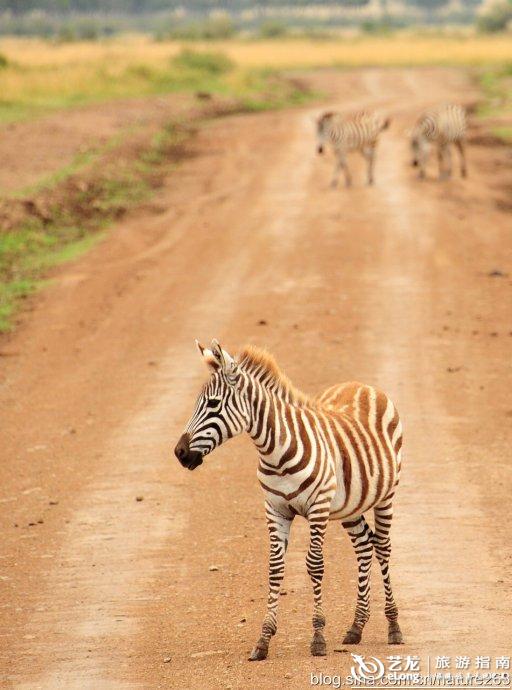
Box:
[316,110,390,187]
[175,340,404,659]
[410,103,467,180]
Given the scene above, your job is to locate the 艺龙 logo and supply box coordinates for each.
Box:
[351,653,385,682]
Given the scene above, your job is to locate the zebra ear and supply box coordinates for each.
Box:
[196,339,220,372]
[211,339,239,382]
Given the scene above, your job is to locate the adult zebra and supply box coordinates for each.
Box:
[316,110,391,187]
[174,340,404,660]
[410,103,467,180]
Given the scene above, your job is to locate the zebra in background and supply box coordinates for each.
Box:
[410,104,467,180]
[316,110,391,188]
[175,340,404,660]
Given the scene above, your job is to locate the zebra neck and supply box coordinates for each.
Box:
[245,382,308,465]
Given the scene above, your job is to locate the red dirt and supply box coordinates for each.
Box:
[0,68,511,689]
[0,94,197,195]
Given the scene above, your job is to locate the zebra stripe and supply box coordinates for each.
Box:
[175,341,404,660]
[316,110,390,187]
[410,103,467,180]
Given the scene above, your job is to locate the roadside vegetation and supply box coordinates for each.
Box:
[477,62,512,142]
[0,47,311,331]
[0,39,312,123]
[0,123,182,331]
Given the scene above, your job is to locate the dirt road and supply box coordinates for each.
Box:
[1,68,511,690]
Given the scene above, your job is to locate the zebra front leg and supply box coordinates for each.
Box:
[249,506,293,661]
[331,153,351,188]
[330,155,343,188]
[438,144,451,180]
[342,516,374,644]
[437,144,445,179]
[374,499,404,645]
[306,515,329,656]
[445,144,452,178]
[417,142,429,179]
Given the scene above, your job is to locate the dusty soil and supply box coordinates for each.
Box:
[0,93,205,196]
[0,93,261,232]
[0,68,511,690]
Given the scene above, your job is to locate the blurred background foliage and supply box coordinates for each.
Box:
[0,0,510,38]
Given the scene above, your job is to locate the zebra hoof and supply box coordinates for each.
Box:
[342,628,362,645]
[388,625,404,645]
[249,639,268,661]
[310,631,327,656]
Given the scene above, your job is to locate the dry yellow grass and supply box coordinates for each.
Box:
[215,35,512,68]
[0,34,510,120]
[2,34,511,70]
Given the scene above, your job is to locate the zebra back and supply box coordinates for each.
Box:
[319,110,390,152]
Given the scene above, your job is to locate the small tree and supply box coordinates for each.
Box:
[478,0,512,32]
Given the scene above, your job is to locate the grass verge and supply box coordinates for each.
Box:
[0,41,313,124]
[476,62,512,143]
[0,72,313,333]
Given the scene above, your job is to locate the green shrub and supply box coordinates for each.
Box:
[172,49,234,75]
[56,25,76,43]
[477,0,512,32]
[0,54,8,69]
[76,20,99,41]
[165,16,236,41]
[259,20,288,38]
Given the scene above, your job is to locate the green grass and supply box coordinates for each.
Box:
[0,124,180,332]
[477,62,512,114]
[0,233,106,332]
[0,45,312,125]
[171,48,235,75]
[0,67,313,332]
[476,62,512,143]
[492,125,512,142]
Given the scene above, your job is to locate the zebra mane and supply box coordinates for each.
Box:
[238,346,311,406]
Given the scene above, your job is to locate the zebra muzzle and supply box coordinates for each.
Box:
[174,434,204,470]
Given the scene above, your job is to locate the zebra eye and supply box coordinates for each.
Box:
[206,398,220,409]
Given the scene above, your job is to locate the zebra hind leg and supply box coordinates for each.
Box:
[455,139,467,178]
[341,516,374,644]
[363,146,376,186]
[249,506,293,661]
[306,514,329,656]
[331,154,350,189]
[373,498,404,645]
